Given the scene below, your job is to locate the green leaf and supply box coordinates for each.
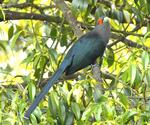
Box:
[30,114,38,124]
[130,64,137,85]
[72,0,88,15]
[8,25,14,40]
[9,30,22,48]
[32,107,42,119]
[93,87,107,103]
[122,110,137,124]
[123,10,131,23]
[90,0,98,4]
[26,0,33,4]
[94,105,102,121]
[133,69,141,88]
[60,34,67,47]
[48,92,58,117]
[134,0,139,6]
[144,71,150,87]
[50,27,57,40]
[21,52,35,67]
[28,81,36,101]
[0,8,5,20]
[72,0,80,8]
[0,40,7,52]
[88,0,92,4]
[71,0,80,16]
[80,0,88,12]
[71,102,80,120]
[106,48,115,67]
[18,101,26,114]
[118,93,129,108]
[33,55,41,69]
[49,49,58,65]
[58,99,66,124]
[39,56,47,71]
[131,7,142,22]
[64,111,74,125]
[34,68,41,79]
[82,103,97,120]
[142,51,149,69]
[122,69,130,83]
[146,0,150,15]
[33,55,41,78]
[95,7,105,21]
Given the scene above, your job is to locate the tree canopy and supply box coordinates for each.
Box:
[0,0,150,124]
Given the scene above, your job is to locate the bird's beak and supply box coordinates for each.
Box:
[103,17,109,23]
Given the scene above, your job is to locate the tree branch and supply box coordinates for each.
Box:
[1,10,149,52]
[1,10,62,23]
[54,0,83,37]
[112,29,148,38]
[110,33,150,52]
[3,3,56,12]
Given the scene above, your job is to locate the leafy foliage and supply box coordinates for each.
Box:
[0,0,150,124]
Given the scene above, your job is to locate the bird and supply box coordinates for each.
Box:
[24,16,110,119]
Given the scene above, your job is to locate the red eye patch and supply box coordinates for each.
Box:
[98,18,103,25]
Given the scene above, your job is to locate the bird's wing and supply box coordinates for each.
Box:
[65,32,106,75]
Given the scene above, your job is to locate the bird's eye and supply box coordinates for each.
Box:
[98,18,103,25]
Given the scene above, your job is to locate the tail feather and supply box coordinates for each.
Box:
[24,60,70,119]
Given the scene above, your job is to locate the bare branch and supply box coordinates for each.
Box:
[3,3,56,12]
[1,10,62,23]
[110,33,150,52]
[112,29,148,38]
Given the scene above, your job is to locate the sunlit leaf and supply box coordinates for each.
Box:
[130,64,137,85]
[122,68,130,83]
[93,87,107,103]
[142,51,149,69]
[33,55,41,69]
[146,0,150,15]
[71,102,80,120]
[72,0,80,8]
[58,99,66,123]
[30,114,38,124]
[95,7,105,21]
[82,103,97,120]
[49,49,58,65]
[64,111,74,125]
[48,92,59,117]
[8,25,14,40]
[122,110,137,124]
[0,8,5,20]
[133,69,141,88]
[28,81,36,101]
[94,105,102,121]
[0,41,6,52]
[144,71,150,87]
[21,52,35,66]
[123,10,131,23]
[9,30,22,48]
[80,0,88,13]
[32,107,42,120]
[119,93,129,108]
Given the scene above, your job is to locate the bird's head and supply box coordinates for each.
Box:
[95,16,110,42]
[97,16,109,25]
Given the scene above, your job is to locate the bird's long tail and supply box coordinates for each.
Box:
[24,60,70,119]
